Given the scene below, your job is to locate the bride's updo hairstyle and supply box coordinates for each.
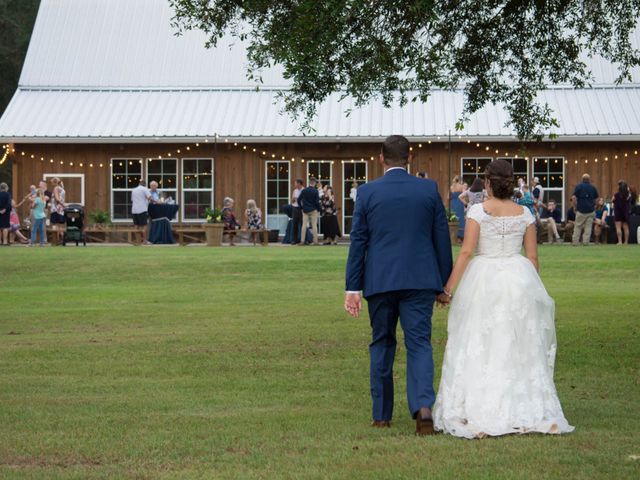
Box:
[484,159,514,199]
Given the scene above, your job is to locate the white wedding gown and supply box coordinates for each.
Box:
[433,203,574,439]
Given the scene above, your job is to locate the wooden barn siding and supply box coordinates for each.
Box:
[11,142,640,222]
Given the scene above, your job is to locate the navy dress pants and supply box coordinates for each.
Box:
[366,289,436,421]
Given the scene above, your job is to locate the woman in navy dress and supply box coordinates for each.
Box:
[0,183,12,246]
[449,176,465,243]
[612,180,632,245]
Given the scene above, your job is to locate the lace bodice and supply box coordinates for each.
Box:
[467,203,535,257]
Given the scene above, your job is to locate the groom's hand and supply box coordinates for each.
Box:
[344,292,362,317]
[436,293,451,307]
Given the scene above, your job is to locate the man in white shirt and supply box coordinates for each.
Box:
[532,177,545,214]
[131,180,151,245]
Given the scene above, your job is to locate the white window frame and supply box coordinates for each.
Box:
[497,156,530,185]
[264,160,291,233]
[43,173,85,206]
[110,158,143,223]
[342,160,368,236]
[533,156,566,219]
[180,157,215,223]
[460,157,493,185]
[146,158,178,221]
[306,160,333,184]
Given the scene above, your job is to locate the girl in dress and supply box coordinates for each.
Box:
[50,177,66,245]
[222,197,241,246]
[434,159,574,439]
[30,189,47,246]
[244,199,263,246]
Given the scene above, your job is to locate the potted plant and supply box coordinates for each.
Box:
[88,209,112,229]
[203,207,224,246]
[446,209,460,245]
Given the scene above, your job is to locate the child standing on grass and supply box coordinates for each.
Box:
[30,189,47,246]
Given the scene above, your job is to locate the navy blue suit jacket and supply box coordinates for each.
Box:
[298,187,321,213]
[345,169,453,298]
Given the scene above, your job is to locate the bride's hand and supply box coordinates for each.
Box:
[436,292,452,307]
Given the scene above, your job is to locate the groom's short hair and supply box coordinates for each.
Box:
[382,135,410,166]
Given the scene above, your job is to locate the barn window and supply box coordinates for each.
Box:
[111,158,143,221]
[265,161,290,234]
[342,160,368,235]
[533,157,565,218]
[460,157,492,186]
[146,158,177,208]
[181,158,214,221]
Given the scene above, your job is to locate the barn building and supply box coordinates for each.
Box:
[1,0,639,235]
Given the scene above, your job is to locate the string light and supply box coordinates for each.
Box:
[6,135,639,180]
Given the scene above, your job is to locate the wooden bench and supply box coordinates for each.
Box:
[224,228,270,246]
[173,227,206,246]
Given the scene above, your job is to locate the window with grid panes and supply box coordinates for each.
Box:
[265,161,290,234]
[111,158,142,221]
[460,157,492,186]
[147,158,177,206]
[342,161,367,234]
[182,158,214,221]
[533,157,565,218]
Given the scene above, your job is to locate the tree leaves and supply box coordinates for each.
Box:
[178,1,638,139]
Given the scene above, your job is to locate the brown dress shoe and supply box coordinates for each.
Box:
[372,420,391,428]
[415,407,434,436]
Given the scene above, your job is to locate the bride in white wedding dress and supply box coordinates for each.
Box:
[433,159,574,439]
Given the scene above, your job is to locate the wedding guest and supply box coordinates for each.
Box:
[532,177,545,213]
[131,180,152,245]
[517,184,535,215]
[317,181,325,199]
[38,180,51,211]
[149,181,161,202]
[593,197,609,244]
[571,173,598,246]
[564,198,576,242]
[517,177,525,193]
[630,187,640,214]
[449,176,465,243]
[29,188,47,246]
[459,178,488,212]
[9,200,29,244]
[0,183,11,245]
[350,181,358,202]
[540,200,562,244]
[49,177,66,245]
[298,177,322,245]
[291,179,304,244]
[222,197,241,246]
[245,199,263,246]
[612,180,632,245]
[321,186,341,245]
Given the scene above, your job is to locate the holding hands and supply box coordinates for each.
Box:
[436,289,453,308]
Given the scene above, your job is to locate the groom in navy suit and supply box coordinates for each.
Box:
[345,135,452,435]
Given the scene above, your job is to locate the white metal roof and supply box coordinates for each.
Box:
[1,0,640,142]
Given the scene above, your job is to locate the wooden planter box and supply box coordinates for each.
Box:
[448,221,460,244]
[203,223,224,246]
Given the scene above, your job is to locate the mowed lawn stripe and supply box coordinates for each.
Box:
[0,246,638,479]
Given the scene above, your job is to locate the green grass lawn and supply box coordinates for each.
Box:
[0,245,638,479]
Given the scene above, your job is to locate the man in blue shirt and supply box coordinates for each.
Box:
[571,173,599,246]
[540,199,563,243]
[297,177,322,245]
